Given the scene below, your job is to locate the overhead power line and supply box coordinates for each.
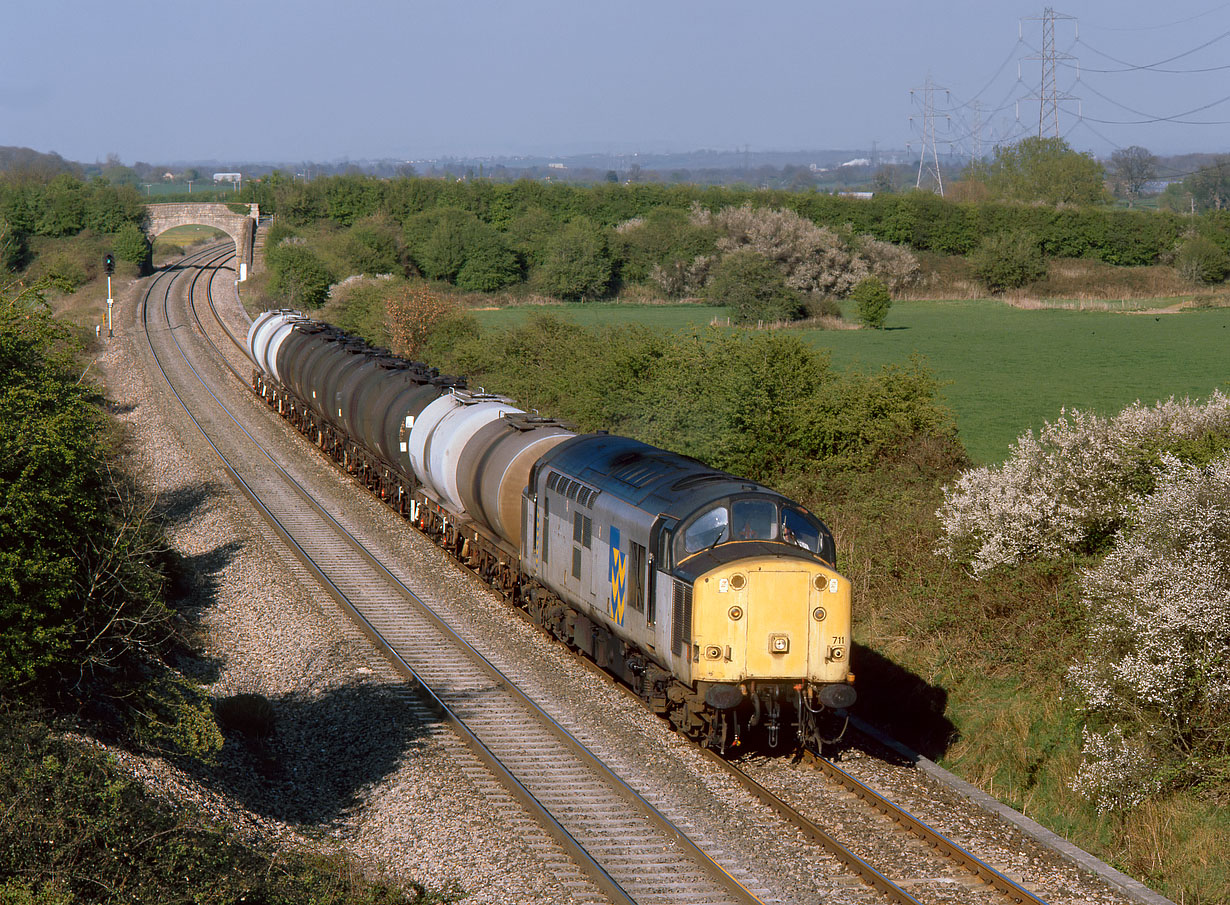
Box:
[1071,26,1230,73]
[1079,2,1230,32]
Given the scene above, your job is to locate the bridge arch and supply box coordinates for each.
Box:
[145,202,260,280]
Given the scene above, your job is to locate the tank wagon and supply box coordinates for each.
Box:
[247,310,856,752]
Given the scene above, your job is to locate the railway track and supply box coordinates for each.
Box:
[141,247,767,905]
[133,247,1066,905]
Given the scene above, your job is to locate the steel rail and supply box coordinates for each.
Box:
[194,250,1048,905]
[188,252,1036,905]
[562,641,1049,905]
[140,250,636,905]
[809,754,1048,905]
[142,251,766,905]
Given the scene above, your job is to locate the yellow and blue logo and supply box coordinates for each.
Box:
[609,526,626,626]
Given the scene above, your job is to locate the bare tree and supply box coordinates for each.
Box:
[1110,146,1157,205]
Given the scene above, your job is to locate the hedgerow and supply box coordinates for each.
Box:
[261,175,1200,270]
[423,313,956,486]
[935,393,1230,814]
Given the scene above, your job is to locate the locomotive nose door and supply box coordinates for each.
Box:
[745,570,809,678]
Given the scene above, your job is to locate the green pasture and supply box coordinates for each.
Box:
[153,224,228,246]
[474,300,1230,463]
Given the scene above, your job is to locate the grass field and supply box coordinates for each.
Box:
[152,224,228,246]
[473,300,1230,463]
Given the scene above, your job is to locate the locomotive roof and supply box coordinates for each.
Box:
[536,433,785,519]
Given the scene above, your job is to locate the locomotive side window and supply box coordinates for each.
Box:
[542,496,550,564]
[682,504,728,553]
[781,506,822,552]
[629,541,646,614]
[732,499,778,541]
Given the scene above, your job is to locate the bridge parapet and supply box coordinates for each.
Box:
[146,202,260,279]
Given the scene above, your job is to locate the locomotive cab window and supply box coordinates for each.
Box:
[677,497,828,559]
[781,506,823,552]
[682,504,729,554]
[732,499,777,542]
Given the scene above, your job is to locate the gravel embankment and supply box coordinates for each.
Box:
[95,269,587,905]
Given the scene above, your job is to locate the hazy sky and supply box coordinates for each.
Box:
[4,1,1230,164]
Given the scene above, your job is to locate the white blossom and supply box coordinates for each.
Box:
[936,395,1230,811]
[936,392,1230,575]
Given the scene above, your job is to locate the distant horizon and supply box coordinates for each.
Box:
[10,141,1226,173]
[6,2,1230,165]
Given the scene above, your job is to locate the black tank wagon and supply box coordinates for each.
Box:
[247,310,856,752]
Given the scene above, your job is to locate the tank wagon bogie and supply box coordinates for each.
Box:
[245,311,856,753]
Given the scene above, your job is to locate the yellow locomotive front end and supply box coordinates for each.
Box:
[690,556,852,689]
[664,487,857,751]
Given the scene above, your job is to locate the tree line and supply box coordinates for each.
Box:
[1,174,150,279]
[250,140,1230,315]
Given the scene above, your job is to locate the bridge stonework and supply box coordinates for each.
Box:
[146,203,260,280]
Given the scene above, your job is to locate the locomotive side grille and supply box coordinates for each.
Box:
[671,579,692,656]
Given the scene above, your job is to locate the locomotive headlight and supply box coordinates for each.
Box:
[728,606,743,621]
[812,606,826,622]
[705,645,723,660]
[828,645,845,662]
[769,633,790,653]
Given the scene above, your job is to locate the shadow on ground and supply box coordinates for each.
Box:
[147,481,434,826]
[203,681,432,826]
[848,642,957,762]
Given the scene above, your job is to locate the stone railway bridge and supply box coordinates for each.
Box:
[146,202,260,280]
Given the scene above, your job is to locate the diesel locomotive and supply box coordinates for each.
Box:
[247,310,856,752]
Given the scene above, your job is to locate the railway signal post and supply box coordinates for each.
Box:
[104,252,114,337]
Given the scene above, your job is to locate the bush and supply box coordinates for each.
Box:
[112,222,151,273]
[704,249,805,325]
[969,229,1047,292]
[533,217,613,300]
[803,295,843,319]
[697,203,869,297]
[936,392,1230,576]
[1,288,175,694]
[266,243,334,309]
[1068,455,1230,812]
[650,254,714,298]
[264,219,296,248]
[385,283,460,359]
[1,219,28,272]
[405,208,519,291]
[1174,235,1229,285]
[26,248,89,291]
[851,276,892,329]
[1,292,107,686]
[325,277,396,346]
[342,215,405,276]
[612,208,717,284]
[129,675,224,760]
[858,234,920,292]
